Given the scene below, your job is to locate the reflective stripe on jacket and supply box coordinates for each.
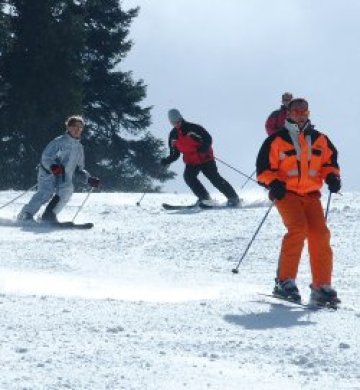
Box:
[256,120,340,195]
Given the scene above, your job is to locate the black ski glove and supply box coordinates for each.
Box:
[88,176,100,188]
[160,157,171,166]
[269,179,287,201]
[325,173,341,193]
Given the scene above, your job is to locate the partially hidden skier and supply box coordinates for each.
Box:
[161,109,240,207]
[256,98,341,306]
[17,115,100,223]
[265,92,293,136]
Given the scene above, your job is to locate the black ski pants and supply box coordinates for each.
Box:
[183,160,238,201]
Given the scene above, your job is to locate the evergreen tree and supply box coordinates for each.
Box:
[0,0,84,188]
[80,0,171,191]
[0,0,173,190]
[0,2,12,127]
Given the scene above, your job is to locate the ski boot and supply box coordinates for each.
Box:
[41,195,60,223]
[41,210,58,223]
[197,196,214,208]
[309,285,340,308]
[227,196,241,208]
[273,278,301,303]
[17,211,34,221]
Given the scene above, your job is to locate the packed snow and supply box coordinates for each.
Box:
[0,188,359,389]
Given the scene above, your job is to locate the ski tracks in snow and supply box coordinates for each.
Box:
[1,191,360,389]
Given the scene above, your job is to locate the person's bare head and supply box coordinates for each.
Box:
[66,115,84,139]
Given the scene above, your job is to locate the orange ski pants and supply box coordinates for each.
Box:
[275,192,333,288]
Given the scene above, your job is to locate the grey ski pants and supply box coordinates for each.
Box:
[21,169,74,216]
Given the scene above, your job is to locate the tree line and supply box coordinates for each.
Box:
[0,0,173,191]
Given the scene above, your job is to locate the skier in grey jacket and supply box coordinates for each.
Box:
[18,115,100,222]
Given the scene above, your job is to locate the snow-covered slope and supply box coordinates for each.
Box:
[0,190,359,389]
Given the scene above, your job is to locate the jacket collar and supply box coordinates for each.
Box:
[284,119,312,135]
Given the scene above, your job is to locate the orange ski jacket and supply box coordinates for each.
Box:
[256,121,340,195]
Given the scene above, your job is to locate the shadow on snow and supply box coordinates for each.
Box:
[224,300,316,330]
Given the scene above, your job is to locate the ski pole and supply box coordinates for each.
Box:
[72,187,94,222]
[232,202,274,274]
[240,169,256,189]
[0,184,37,211]
[136,192,146,206]
[215,157,258,184]
[325,192,332,222]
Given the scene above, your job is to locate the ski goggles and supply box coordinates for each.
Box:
[289,108,309,116]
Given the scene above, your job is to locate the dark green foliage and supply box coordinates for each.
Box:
[0,2,9,115]
[79,0,173,191]
[0,0,84,188]
[83,128,172,192]
[0,0,173,190]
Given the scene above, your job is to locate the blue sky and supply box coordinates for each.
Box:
[122,0,359,193]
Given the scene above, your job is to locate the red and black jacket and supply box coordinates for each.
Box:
[165,120,214,165]
[265,105,288,136]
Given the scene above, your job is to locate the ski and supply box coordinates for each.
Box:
[51,221,94,229]
[257,293,338,310]
[33,221,94,229]
[258,293,309,308]
[162,201,242,211]
[198,202,241,210]
[162,203,198,210]
[3,218,94,230]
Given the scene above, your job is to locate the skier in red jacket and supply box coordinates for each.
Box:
[161,109,240,207]
[265,92,293,136]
